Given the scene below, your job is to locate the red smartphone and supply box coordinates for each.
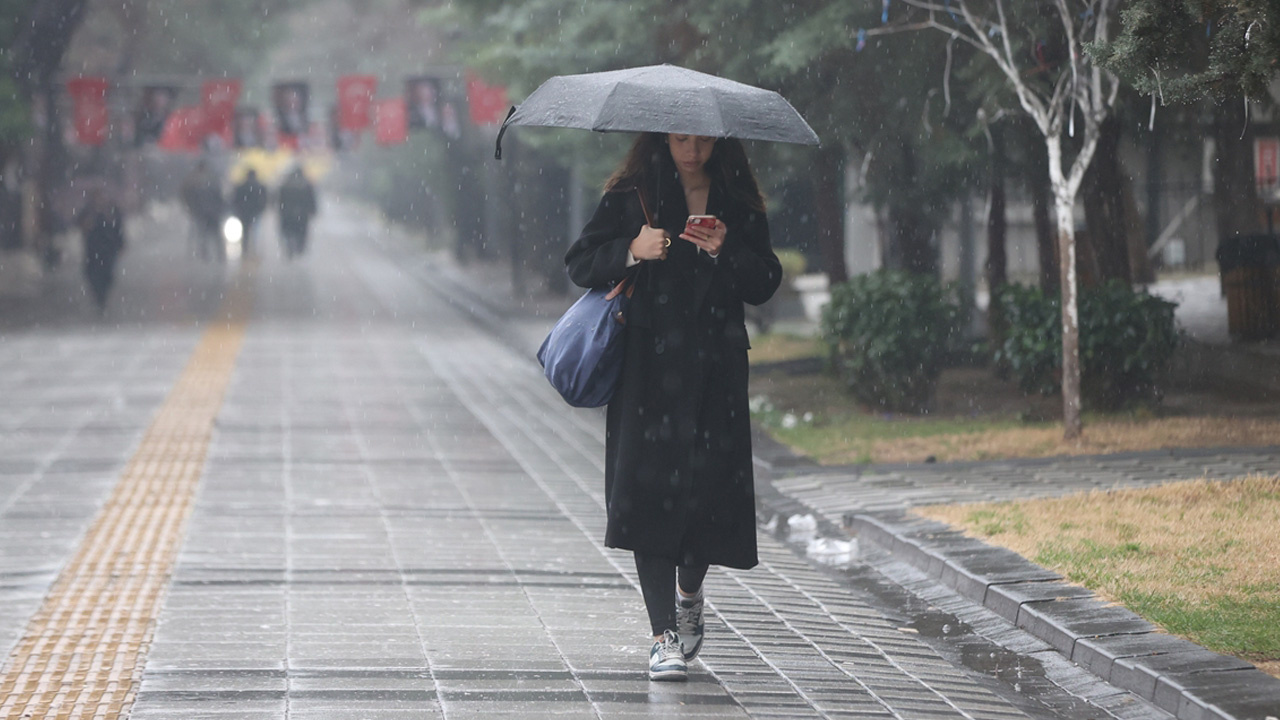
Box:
[686,215,717,230]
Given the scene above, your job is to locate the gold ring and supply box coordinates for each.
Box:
[664,236,671,247]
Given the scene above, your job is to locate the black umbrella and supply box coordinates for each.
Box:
[494,64,819,159]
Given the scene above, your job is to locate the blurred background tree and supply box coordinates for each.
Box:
[1091,0,1280,243]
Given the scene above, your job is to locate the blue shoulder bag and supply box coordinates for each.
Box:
[537,276,632,408]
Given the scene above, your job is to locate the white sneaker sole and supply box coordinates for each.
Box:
[649,666,688,682]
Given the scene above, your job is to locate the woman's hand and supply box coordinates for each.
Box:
[680,218,726,255]
[630,225,670,261]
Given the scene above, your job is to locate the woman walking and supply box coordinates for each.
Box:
[565,133,782,681]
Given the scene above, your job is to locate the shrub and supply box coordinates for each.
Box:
[995,281,1180,410]
[820,270,960,413]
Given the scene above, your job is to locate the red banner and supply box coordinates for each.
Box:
[375,98,407,146]
[158,105,206,153]
[1256,137,1279,195]
[66,77,110,146]
[466,72,509,126]
[202,79,241,145]
[337,75,377,131]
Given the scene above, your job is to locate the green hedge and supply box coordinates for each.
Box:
[995,281,1180,410]
[820,270,960,413]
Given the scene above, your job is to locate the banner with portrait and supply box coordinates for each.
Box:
[135,85,178,145]
[234,107,264,149]
[404,76,441,131]
[272,81,310,141]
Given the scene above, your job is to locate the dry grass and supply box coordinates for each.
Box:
[856,416,1280,464]
[917,476,1280,677]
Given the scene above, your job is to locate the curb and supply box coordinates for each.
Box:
[846,510,1280,720]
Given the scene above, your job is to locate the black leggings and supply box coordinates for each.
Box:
[634,552,709,636]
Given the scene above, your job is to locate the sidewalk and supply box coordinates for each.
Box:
[126,209,1100,719]
[0,200,1268,719]
[421,227,1280,720]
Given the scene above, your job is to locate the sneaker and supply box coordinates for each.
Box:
[648,629,687,681]
[675,588,705,661]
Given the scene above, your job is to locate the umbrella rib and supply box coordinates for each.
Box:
[594,82,629,133]
[706,88,729,139]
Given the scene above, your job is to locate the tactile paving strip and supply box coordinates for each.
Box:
[0,282,251,719]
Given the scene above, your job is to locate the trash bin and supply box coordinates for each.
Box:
[1216,234,1280,341]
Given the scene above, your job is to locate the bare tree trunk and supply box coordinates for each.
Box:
[890,142,938,275]
[1212,96,1264,240]
[813,145,848,285]
[986,124,1008,342]
[1024,120,1058,292]
[895,0,1117,441]
[1083,116,1144,285]
[11,0,91,254]
[1048,139,1083,440]
[0,147,19,250]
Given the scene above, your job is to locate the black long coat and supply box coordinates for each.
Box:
[565,171,781,569]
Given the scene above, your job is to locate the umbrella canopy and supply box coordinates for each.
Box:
[494,64,819,159]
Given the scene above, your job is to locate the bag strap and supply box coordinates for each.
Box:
[604,188,651,301]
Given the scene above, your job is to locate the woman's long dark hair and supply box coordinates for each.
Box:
[605,133,765,214]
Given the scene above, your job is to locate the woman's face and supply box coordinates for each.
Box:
[667,134,716,176]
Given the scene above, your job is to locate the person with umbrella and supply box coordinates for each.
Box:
[77,185,126,315]
[503,65,816,683]
[565,131,782,681]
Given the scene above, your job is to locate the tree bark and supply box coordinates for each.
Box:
[1047,137,1083,440]
[812,145,848,285]
[888,141,938,275]
[1024,120,1059,293]
[986,124,1008,343]
[11,0,90,94]
[1082,116,1151,285]
[1212,96,1264,241]
[10,0,90,253]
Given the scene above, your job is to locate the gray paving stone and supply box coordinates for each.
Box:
[6,202,1230,719]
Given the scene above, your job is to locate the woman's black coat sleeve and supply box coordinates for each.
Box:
[565,191,637,290]
[721,208,782,306]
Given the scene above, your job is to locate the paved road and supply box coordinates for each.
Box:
[0,196,1179,719]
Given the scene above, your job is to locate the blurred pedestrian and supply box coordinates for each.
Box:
[232,169,267,255]
[78,187,126,315]
[277,166,317,259]
[564,133,782,681]
[180,159,226,261]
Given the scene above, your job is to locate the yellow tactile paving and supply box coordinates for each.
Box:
[0,276,252,720]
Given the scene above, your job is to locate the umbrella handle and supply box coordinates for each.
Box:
[493,107,517,160]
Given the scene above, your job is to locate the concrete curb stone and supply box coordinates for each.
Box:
[846,510,1280,720]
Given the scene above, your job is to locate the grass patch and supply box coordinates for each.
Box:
[747,333,1280,465]
[917,476,1280,677]
[748,332,823,366]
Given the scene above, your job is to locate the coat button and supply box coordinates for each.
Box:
[658,293,668,304]
[654,341,665,354]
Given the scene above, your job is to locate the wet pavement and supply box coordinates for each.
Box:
[0,196,1269,718]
